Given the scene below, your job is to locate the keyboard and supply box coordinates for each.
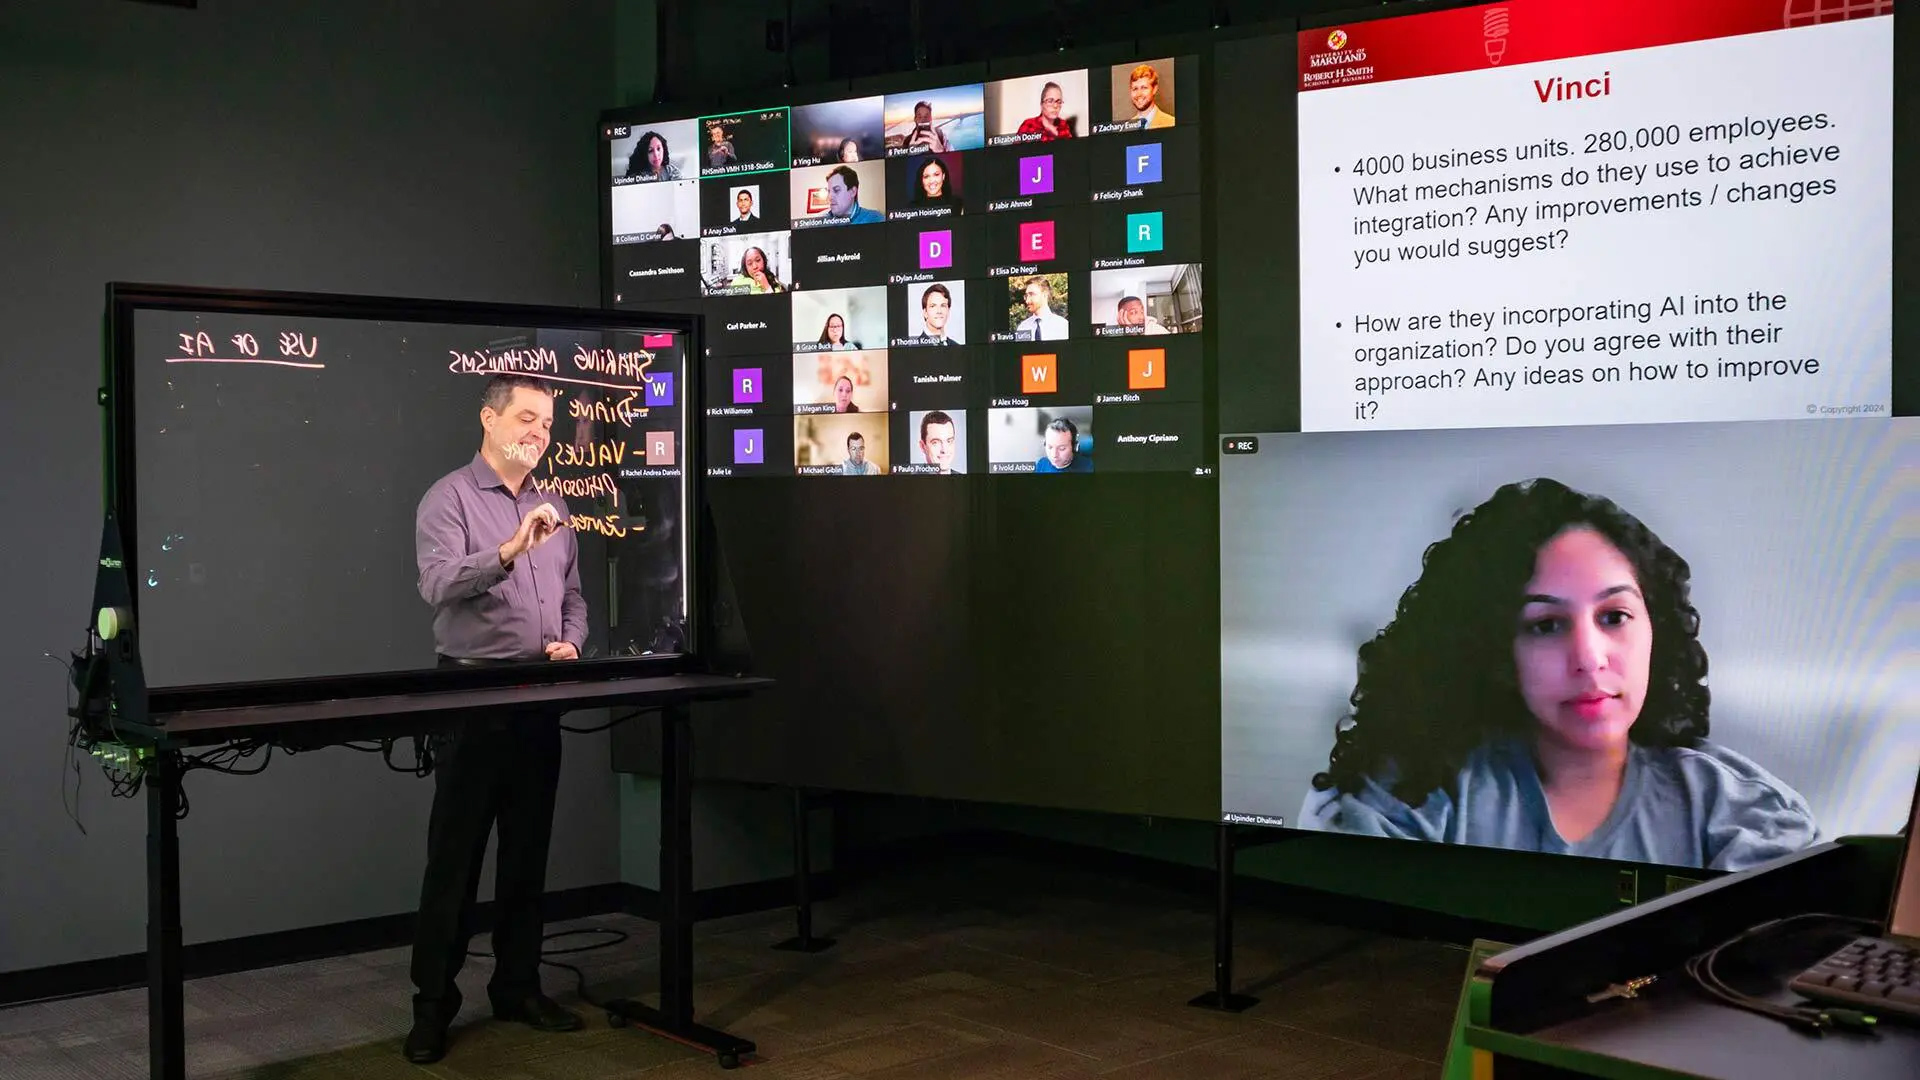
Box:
[1789,937,1920,1022]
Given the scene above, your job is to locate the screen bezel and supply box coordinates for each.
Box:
[104,281,708,714]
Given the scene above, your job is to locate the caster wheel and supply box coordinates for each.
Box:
[719,1053,740,1069]
[607,1011,629,1029]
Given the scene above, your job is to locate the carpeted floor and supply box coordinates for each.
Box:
[0,850,1468,1078]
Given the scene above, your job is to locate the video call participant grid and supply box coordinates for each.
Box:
[603,58,1204,476]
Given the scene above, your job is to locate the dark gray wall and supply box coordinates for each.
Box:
[0,0,616,974]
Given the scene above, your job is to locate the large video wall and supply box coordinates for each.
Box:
[589,1,1918,855]
[602,58,1204,477]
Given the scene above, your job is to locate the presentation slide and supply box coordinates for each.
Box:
[1218,416,1919,869]
[600,55,1206,477]
[1296,0,1893,432]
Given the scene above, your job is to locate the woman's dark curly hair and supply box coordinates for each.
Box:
[1311,477,1710,805]
[626,131,670,178]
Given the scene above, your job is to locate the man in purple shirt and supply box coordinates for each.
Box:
[404,373,587,1064]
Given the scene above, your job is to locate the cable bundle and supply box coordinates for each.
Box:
[1684,913,1883,1034]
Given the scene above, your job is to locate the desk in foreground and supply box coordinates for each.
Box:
[1469,974,1920,1080]
[1464,840,1920,1080]
[142,672,769,744]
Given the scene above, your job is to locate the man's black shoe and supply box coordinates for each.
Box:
[493,994,584,1032]
[403,1019,449,1064]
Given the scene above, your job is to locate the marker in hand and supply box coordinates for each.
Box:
[500,504,563,567]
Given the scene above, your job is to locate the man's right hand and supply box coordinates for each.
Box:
[499,504,562,566]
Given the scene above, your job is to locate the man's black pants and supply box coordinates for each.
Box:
[410,660,564,1024]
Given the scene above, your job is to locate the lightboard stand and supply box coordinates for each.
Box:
[72,510,188,1079]
[603,703,758,1069]
[774,787,836,953]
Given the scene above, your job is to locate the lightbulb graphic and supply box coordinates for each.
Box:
[1484,6,1511,65]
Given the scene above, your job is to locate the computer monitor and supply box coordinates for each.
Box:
[1888,772,1920,941]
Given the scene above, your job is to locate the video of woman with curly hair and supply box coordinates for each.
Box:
[1296,477,1820,871]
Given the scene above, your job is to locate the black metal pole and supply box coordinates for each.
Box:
[793,787,811,941]
[148,750,185,1080]
[1189,823,1258,1011]
[1215,823,1235,1000]
[601,704,758,1067]
[775,788,835,952]
[659,704,694,1029]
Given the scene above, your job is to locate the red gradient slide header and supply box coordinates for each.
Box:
[1299,0,1891,92]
